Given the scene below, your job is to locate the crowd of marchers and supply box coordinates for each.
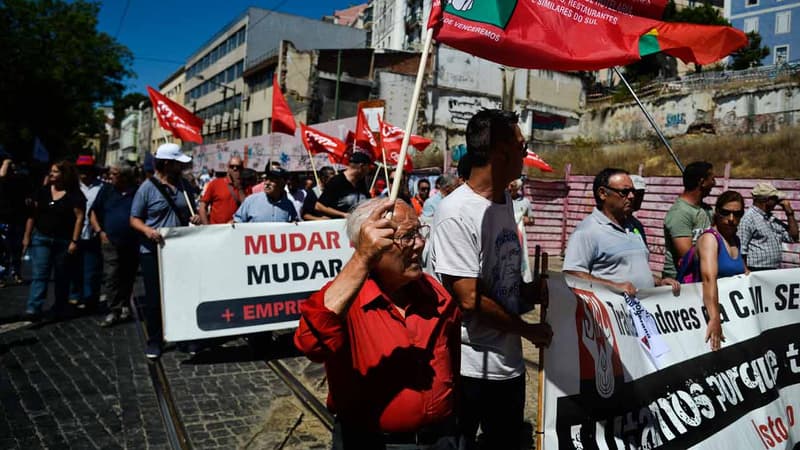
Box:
[1,108,797,449]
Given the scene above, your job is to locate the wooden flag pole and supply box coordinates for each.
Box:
[612,67,684,173]
[381,147,391,193]
[306,149,322,190]
[369,163,382,192]
[388,26,434,202]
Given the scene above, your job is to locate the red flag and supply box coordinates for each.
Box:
[147,86,204,144]
[355,109,378,155]
[379,119,432,152]
[523,149,553,172]
[427,0,747,71]
[272,73,297,135]
[300,123,350,164]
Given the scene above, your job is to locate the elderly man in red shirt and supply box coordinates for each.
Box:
[295,197,460,449]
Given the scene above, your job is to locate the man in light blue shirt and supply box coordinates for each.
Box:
[564,168,680,296]
[234,168,298,223]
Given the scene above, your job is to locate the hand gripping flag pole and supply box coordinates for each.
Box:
[387,27,434,203]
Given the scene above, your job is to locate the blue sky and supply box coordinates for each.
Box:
[97,1,361,95]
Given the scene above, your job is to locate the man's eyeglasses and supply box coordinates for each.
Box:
[393,225,430,248]
[603,186,636,198]
[229,165,242,171]
[717,207,744,219]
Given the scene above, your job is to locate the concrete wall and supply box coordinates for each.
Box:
[579,83,800,143]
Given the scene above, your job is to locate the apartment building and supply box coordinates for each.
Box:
[176,7,365,144]
[727,0,799,64]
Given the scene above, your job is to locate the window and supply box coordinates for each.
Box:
[746,0,758,6]
[744,17,759,33]
[251,120,263,136]
[774,45,789,64]
[776,11,791,34]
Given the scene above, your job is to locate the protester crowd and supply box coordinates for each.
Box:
[1,108,797,449]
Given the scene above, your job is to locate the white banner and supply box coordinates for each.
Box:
[158,221,353,341]
[543,269,800,449]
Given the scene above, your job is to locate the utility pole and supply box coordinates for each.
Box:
[334,50,342,120]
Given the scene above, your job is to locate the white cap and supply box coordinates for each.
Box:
[630,175,646,191]
[155,143,191,163]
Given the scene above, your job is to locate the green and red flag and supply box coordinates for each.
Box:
[428,0,747,71]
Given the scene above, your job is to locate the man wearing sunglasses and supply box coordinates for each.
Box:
[737,182,798,271]
[564,168,680,296]
[198,157,246,224]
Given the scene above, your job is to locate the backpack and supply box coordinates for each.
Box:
[675,228,722,284]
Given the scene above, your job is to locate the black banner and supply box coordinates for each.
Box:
[196,291,315,331]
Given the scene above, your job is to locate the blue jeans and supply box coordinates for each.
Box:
[26,231,75,314]
[69,237,102,305]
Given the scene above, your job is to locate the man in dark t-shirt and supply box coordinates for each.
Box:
[302,166,336,221]
[316,153,372,218]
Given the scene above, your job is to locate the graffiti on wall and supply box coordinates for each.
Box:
[665,113,686,128]
[444,96,501,126]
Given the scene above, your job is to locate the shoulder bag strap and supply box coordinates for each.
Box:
[149,177,190,226]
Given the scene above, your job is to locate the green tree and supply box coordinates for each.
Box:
[113,93,149,128]
[0,0,133,162]
[669,1,730,26]
[730,32,770,70]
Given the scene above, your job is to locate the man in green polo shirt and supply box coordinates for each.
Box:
[662,161,716,279]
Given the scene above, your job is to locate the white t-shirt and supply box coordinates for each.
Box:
[430,183,524,380]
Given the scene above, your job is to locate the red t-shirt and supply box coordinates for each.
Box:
[294,274,460,433]
[200,177,246,224]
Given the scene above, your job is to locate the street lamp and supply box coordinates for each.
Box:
[195,75,236,140]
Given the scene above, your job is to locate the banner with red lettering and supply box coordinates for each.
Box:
[542,270,800,449]
[158,221,353,341]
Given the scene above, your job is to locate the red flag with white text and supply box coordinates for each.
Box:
[147,86,204,144]
[427,0,747,71]
[379,119,432,152]
[355,109,378,155]
[300,123,350,164]
[272,73,297,135]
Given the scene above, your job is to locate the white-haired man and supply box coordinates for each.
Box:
[295,198,460,449]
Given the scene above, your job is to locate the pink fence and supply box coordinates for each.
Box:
[523,164,800,273]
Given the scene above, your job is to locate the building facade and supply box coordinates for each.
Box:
[177,7,366,145]
[727,0,799,64]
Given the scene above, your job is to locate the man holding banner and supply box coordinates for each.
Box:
[295,198,460,448]
[563,168,680,295]
[430,109,551,449]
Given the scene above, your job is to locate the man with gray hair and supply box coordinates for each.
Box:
[295,198,460,448]
[89,164,139,327]
[738,182,798,271]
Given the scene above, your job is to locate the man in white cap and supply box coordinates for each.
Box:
[130,143,200,359]
[737,182,798,271]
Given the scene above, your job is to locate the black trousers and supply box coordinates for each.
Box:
[139,252,163,345]
[458,374,526,450]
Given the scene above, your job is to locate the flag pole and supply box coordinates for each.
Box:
[381,147,391,193]
[612,67,684,172]
[388,26,434,202]
[306,149,322,191]
[369,163,382,193]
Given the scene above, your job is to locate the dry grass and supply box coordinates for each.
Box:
[530,127,800,179]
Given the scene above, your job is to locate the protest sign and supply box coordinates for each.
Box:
[542,269,800,449]
[158,221,353,342]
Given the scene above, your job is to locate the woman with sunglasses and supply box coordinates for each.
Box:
[695,190,747,351]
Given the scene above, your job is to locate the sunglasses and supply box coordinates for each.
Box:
[229,165,242,171]
[603,185,636,198]
[717,207,744,219]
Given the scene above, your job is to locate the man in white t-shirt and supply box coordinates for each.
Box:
[429,109,552,449]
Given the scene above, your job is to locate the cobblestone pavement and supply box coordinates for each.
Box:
[0,282,169,449]
[0,266,564,449]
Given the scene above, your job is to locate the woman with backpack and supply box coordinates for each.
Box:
[678,190,747,351]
